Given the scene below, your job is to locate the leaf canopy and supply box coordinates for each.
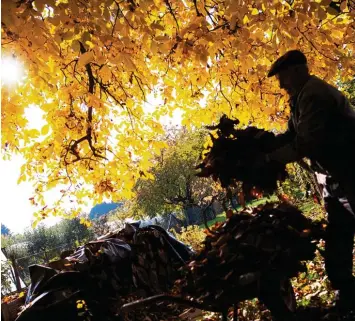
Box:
[1,0,354,223]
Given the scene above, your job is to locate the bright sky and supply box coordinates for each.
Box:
[0,156,63,234]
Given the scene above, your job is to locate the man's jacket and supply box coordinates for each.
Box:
[269,75,355,186]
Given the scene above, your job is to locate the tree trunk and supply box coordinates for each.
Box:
[211,204,217,219]
[184,178,195,225]
[9,256,21,292]
[183,205,190,225]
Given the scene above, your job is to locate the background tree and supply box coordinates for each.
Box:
[58,217,94,247]
[134,129,220,223]
[342,78,355,106]
[1,234,29,289]
[277,162,323,204]
[24,224,61,263]
[1,216,95,285]
[90,215,111,237]
[1,260,15,295]
[1,0,354,223]
[107,199,146,230]
[23,217,95,261]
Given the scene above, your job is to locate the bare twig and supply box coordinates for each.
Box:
[133,73,147,101]
[208,22,228,32]
[192,0,202,16]
[296,26,338,62]
[165,0,179,29]
[219,80,233,112]
[111,5,121,36]
[114,0,136,29]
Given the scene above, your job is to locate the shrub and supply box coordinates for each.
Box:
[172,225,206,252]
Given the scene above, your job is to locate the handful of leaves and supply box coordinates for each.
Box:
[174,202,321,308]
[196,115,288,196]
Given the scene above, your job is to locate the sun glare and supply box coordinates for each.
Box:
[1,57,25,86]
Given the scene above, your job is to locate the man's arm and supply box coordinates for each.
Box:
[273,118,296,148]
[294,93,332,156]
[267,93,331,164]
[267,117,301,164]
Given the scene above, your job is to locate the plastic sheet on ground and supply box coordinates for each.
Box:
[15,223,193,321]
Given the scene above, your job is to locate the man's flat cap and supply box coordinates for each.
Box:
[268,50,307,77]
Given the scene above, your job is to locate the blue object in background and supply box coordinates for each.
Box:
[89,202,122,220]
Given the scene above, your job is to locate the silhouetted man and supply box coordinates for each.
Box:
[263,50,355,313]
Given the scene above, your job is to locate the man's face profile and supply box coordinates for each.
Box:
[276,67,295,96]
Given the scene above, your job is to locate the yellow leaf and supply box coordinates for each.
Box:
[85,41,95,49]
[17,174,26,184]
[99,65,112,83]
[230,13,238,31]
[81,31,91,43]
[340,1,347,11]
[41,124,50,135]
[151,40,159,54]
[155,35,170,42]
[27,129,40,137]
[77,51,94,68]
[121,54,136,71]
[251,8,259,15]
[317,7,327,20]
[151,22,165,31]
[62,31,74,40]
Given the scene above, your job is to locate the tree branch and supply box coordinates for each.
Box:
[192,0,202,16]
[62,42,108,165]
[219,80,233,112]
[164,0,179,30]
[133,73,147,101]
[296,26,338,62]
[114,1,136,29]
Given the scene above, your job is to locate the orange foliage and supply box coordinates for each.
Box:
[1,0,354,223]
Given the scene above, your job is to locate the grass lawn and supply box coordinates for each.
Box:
[298,200,325,220]
[199,195,325,229]
[199,212,227,228]
[299,201,319,213]
[199,195,279,229]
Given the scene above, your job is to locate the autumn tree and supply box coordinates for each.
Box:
[134,129,219,222]
[1,0,354,224]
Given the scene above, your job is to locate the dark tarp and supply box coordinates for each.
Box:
[16,224,193,321]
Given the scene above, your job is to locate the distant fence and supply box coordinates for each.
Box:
[3,243,74,288]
